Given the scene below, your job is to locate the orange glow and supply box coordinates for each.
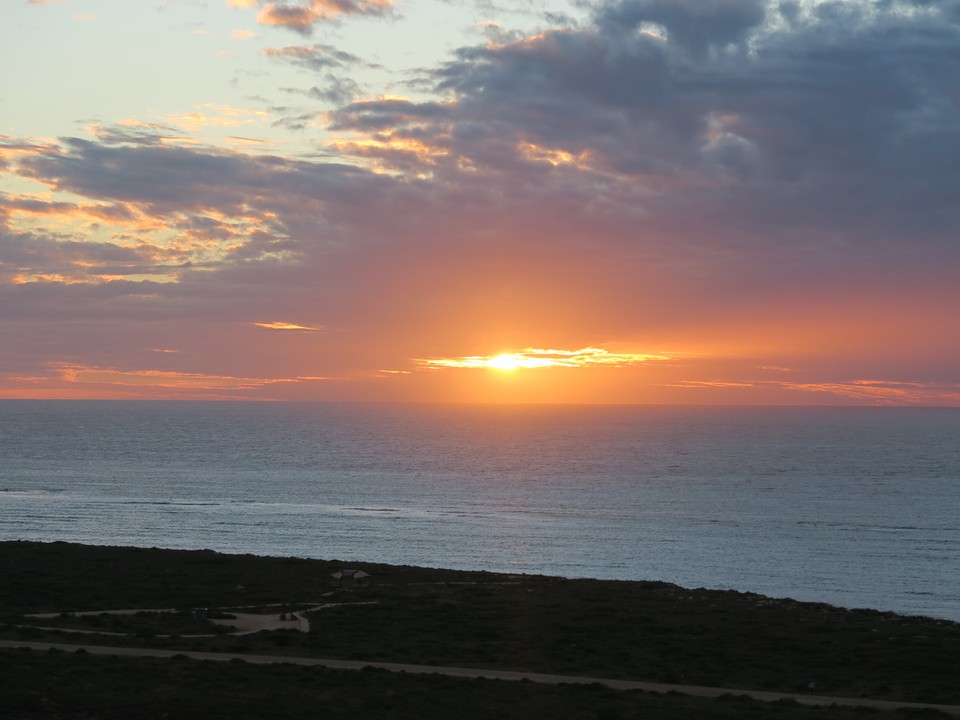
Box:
[164,104,269,131]
[254,321,324,331]
[12,273,96,286]
[488,353,546,371]
[328,136,450,171]
[0,136,60,161]
[776,379,960,405]
[50,364,334,390]
[225,135,279,149]
[5,194,168,231]
[518,142,592,169]
[418,347,671,371]
[255,0,392,29]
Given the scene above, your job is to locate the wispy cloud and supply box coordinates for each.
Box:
[164,104,270,131]
[224,135,280,149]
[53,363,332,390]
[418,348,670,371]
[665,380,757,389]
[263,43,362,70]
[84,120,193,147]
[778,380,960,406]
[245,0,393,34]
[253,321,323,331]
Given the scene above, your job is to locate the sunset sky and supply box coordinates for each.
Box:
[2,0,959,404]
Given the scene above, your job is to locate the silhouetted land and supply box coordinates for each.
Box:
[2,541,958,719]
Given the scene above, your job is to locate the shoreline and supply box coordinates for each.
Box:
[5,536,955,623]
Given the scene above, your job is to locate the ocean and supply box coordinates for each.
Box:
[1,401,958,621]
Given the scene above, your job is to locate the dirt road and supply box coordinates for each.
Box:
[2,639,957,716]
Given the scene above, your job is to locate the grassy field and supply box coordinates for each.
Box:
[2,541,958,718]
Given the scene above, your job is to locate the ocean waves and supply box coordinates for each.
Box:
[1,401,958,620]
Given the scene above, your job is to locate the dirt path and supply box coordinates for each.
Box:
[2,640,958,716]
[27,601,378,636]
[210,611,309,634]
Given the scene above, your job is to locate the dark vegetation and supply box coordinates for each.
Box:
[2,648,953,720]
[15,610,232,637]
[2,541,958,718]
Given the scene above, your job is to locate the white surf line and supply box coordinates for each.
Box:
[1,640,958,716]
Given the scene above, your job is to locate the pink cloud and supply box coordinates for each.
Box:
[255,0,391,33]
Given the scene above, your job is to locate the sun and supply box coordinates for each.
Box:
[417,347,671,372]
[486,353,527,371]
[484,353,562,371]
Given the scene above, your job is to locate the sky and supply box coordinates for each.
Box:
[2,0,959,404]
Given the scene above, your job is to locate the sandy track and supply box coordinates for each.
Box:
[2,640,958,716]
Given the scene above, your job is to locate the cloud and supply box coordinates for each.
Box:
[323,0,960,251]
[257,3,321,33]
[328,98,453,132]
[53,363,333,390]
[254,321,323,330]
[232,28,257,39]
[0,223,192,286]
[85,121,192,147]
[270,108,321,131]
[2,134,333,285]
[0,135,60,162]
[163,104,270,132]
[306,74,361,106]
[263,43,362,70]
[225,135,280,148]
[11,134,375,227]
[250,0,393,34]
[596,0,766,56]
[4,0,960,403]
[777,379,960,406]
[3,196,140,224]
[418,347,671,370]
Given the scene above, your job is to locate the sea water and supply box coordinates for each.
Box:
[1,401,958,620]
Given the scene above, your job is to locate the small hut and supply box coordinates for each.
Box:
[330,568,371,589]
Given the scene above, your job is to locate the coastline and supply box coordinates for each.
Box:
[3,541,960,711]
